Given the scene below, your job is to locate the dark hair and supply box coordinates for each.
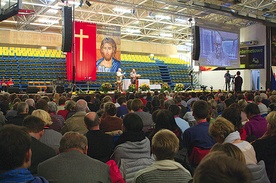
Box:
[168,104,180,116]
[104,102,117,116]
[23,115,45,133]
[222,107,242,131]
[224,98,235,108]
[84,95,92,103]
[84,113,100,129]
[131,99,143,111]
[237,71,241,75]
[0,125,31,171]
[117,96,126,105]
[123,113,143,132]
[58,96,66,105]
[193,100,209,119]
[36,98,48,112]
[193,152,251,183]
[244,103,260,116]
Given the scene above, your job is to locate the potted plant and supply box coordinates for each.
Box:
[128,84,136,92]
[100,82,112,93]
[139,83,150,91]
[160,83,171,93]
[174,83,184,92]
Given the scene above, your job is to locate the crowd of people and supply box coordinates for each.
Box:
[0,89,275,183]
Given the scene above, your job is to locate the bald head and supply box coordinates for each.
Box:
[84,112,100,130]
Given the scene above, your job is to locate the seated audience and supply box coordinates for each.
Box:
[112,113,152,183]
[222,107,247,140]
[133,129,192,183]
[116,96,128,118]
[132,98,153,133]
[84,112,113,163]
[57,100,76,120]
[252,111,276,182]
[25,98,36,115]
[168,104,190,134]
[211,143,270,183]
[100,102,123,133]
[32,109,62,154]
[254,95,268,116]
[0,125,48,182]
[38,132,111,183]
[47,101,65,132]
[209,116,257,165]
[193,151,252,183]
[183,100,216,162]
[244,103,268,142]
[61,99,88,135]
[148,109,183,149]
[7,102,29,126]
[23,116,56,175]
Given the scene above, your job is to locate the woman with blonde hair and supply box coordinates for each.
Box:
[32,109,62,153]
[252,111,276,182]
[209,116,257,165]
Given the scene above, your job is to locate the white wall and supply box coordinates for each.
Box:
[199,70,250,91]
[197,23,267,91]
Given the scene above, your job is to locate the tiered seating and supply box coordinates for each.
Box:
[121,54,155,63]
[0,47,66,90]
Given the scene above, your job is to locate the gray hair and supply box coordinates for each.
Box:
[76,99,88,112]
[48,101,58,113]
[59,132,87,153]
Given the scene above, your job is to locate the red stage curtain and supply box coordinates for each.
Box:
[66,22,97,81]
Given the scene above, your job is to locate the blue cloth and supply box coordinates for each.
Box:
[183,122,216,156]
[96,58,120,72]
[116,104,128,118]
[174,117,190,134]
[0,168,48,183]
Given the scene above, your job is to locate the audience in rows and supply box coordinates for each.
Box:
[0,89,275,183]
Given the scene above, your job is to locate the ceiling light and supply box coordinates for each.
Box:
[113,7,131,14]
[125,29,140,33]
[175,18,187,23]
[37,18,59,24]
[155,15,171,20]
[160,33,173,38]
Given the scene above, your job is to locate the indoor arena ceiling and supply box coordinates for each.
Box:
[1,0,276,45]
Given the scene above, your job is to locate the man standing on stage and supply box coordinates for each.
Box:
[224,70,231,91]
[116,68,124,92]
[130,69,137,84]
[234,71,243,93]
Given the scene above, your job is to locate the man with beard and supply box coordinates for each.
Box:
[206,31,230,67]
[96,37,120,72]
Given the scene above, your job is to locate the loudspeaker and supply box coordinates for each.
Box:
[8,87,20,94]
[61,6,72,52]
[192,26,200,61]
[56,86,64,94]
[26,87,39,93]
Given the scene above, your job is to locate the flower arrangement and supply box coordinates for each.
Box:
[174,83,184,92]
[160,83,171,93]
[128,84,136,92]
[139,83,150,91]
[100,82,112,93]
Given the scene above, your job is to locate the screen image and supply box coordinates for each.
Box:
[198,27,239,68]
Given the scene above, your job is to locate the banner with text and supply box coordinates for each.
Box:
[240,46,264,69]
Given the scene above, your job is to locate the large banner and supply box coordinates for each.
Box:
[240,46,264,69]
[96,25,121,72]
[66,22,97,81]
